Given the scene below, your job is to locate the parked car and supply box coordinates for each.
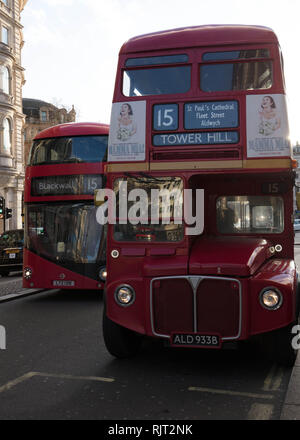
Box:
[294,219,300,232]
[0,229,24,276]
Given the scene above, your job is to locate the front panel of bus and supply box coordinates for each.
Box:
[23,133,108,290]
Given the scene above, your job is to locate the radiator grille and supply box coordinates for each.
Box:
[152,278,194,335]
[151,276,241,340]
[196,279,240,337]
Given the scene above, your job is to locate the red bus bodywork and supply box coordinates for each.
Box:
[23,122,109,290]
[104,25,298,365]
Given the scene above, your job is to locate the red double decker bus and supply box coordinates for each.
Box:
[23,122,109,290]
[103,25,299,366]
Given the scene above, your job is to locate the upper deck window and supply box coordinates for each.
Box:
[125,54,188,67]
[203,49,270,61]
[123,66,191,97]
[28,135,108,165]
[200,61,272,92]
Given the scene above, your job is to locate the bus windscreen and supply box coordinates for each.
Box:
[200,61,272,92]
[123,66,191,96]
[29,135,108,165]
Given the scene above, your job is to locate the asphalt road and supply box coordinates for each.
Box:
[0,288,293,421]
[0,272,22,297]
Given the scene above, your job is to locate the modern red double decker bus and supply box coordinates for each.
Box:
[103,25,299,365]
[23,122,109,290]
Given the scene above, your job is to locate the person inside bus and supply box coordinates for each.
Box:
[216,198,236,234]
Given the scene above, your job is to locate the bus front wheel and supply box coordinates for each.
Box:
[102,310,142,358]
[267,323,297,367]
[262,286,300,367]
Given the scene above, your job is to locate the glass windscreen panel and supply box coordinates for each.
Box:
[113,176,184,242]
[28,135,108,165]
[25,203,106,277]
[123,66,191,96]
[203,49,270,61]
[125,54,188,67]
[216,196,284,234]
[201,61,272,91]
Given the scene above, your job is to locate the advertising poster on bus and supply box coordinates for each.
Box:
[246,94,291,158]
[108,101,146,162]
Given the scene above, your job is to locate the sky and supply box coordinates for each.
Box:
[21,0,300,144]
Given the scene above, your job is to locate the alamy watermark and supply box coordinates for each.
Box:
[95,181,204,235]
[292,325,300,350]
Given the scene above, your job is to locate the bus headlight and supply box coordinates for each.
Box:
[114,285,135,306]
[24,267,32,280]
[99,267,107,282]
[259,287,283,310]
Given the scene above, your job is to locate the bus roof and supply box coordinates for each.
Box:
[120,25,278,54]
[34,122,109,140]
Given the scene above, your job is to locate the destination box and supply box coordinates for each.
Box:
[31,174,102,196]
[184,101,239,129]
[153,131,239,146]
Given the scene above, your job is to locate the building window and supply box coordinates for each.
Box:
[40,110,47,122]
[0,65,10,94]
[3,118,11,153]
[3,66,9,93]
[2,0,9,6]
[1,26,8,45]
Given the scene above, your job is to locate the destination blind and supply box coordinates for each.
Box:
[184,101,239,129]
[153,131,239,146]
[31,174,103,196]
[152,100,239,146]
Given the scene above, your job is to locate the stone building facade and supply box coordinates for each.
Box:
[0,0,27,232]
[23,98,76,164]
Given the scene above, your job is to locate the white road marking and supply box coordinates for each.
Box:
[263,364,284,391]
[0,371,114,394]
[189,386,273,400]
[247,403,274,420]
[0,372,36,393]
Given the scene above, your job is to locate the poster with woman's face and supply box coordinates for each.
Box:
[246,94,291,158]
[108,101,146,162]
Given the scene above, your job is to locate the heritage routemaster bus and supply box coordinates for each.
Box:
[102,25,299,365]
[23,122,109,290]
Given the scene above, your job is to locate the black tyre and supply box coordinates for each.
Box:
[268,323,298,367]
[265,286,300,367]
[102,310,142,358]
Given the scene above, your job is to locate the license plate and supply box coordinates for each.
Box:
[171,333,221,348]
[8,253,16,259]
[52,280,75,287]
